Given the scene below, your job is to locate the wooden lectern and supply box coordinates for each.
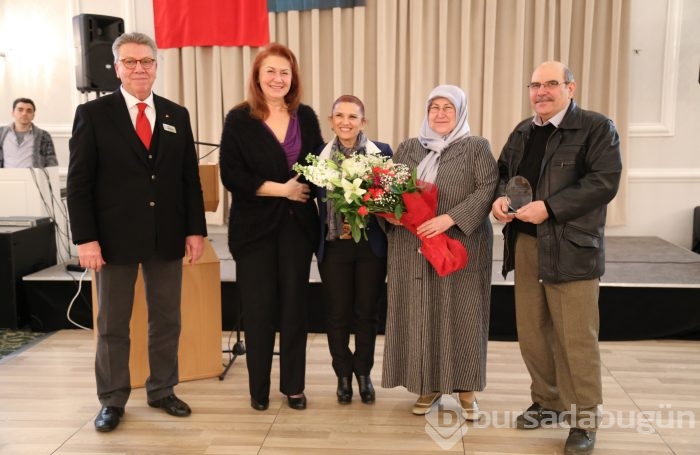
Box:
[92,239,222,387]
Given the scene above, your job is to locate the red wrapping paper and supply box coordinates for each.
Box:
[379,182,468,277]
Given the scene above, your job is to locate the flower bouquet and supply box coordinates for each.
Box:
[294,150,468,277]
[293,149,417,242]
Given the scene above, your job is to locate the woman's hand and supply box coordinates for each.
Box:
[416,214,455,238]
[255,174,312,201]
[284,174,311,203]
[385,216,403,226]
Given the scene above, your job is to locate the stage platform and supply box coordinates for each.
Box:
[21,234,700,340]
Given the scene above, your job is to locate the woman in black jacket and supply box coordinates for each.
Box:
[220,43,323,412]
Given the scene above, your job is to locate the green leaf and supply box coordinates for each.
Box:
[351,224,361,242]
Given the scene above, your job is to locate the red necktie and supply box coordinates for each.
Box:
[136,102,152,149]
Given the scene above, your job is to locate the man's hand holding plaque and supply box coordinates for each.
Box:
[505,176,532,214]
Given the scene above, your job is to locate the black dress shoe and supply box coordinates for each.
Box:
[356,375,375,404]
[337,377,353,404]
[147,394,192,417]
[287,393,307,410]
[250,397,269,411]
[515,402,561,429]
[564,428,596,455]
[94,406,124,432]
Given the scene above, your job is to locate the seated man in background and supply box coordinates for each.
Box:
[0,98,58,168]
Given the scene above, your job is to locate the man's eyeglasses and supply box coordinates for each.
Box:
[527,80,570,90]
[119,58,156,70]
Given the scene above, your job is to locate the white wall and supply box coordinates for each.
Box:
[0,0,157,174]
[605,0,700,248]
[1,0,698,249]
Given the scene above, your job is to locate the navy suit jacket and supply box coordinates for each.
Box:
[316,140,393,263]
[67,90,207,264]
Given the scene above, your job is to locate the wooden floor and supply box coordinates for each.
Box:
[0,331,698,455]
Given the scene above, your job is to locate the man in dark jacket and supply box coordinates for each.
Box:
[67,32,207,433]
[491,61,622,455]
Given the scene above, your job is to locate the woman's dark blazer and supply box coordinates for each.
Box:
[220,103,324,259]
[316,140,393,263]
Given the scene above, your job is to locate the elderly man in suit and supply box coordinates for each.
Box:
[67,32,207,433]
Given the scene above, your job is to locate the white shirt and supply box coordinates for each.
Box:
[532,100,571,128]
[120,87,155,133]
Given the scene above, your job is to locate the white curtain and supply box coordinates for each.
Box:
[162,0,629,225]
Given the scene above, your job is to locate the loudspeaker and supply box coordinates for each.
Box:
[73,14,124,93]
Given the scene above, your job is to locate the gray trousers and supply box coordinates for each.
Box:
[514,233,602,429]
[94,255,183,407]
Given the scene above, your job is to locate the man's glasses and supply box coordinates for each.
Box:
[119,58,156,69]
[527,80,570,90]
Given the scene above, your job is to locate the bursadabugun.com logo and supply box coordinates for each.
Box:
[424,395,467,450]
[425,395,696,450]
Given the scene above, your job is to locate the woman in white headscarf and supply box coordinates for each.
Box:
[381,85,498,419]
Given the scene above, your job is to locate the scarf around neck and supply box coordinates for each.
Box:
[321,132,382,240]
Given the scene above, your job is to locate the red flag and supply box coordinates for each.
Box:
[153,0,269,49]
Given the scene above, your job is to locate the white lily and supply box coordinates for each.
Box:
[341,155,371,179]
[341,178,366,203]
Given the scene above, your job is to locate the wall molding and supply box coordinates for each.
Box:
[44,124,73,138]
[629,0,682,137]
[628,168,700,183]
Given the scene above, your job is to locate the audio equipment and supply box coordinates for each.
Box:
[73,14,124,93]
[0,223,57,328]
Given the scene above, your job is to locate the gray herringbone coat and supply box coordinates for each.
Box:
[381,135,498,395]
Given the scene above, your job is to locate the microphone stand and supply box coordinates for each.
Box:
[219,297,246,380]
[194,141,220,162]
[194,139,251,379]
[194,140,220,147]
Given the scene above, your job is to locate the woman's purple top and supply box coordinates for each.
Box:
[263,113,301,170]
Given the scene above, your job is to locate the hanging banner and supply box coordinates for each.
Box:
[267,0,365,13]
[153,0,269,49]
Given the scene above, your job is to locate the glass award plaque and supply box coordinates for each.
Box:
[505,176,532,213]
